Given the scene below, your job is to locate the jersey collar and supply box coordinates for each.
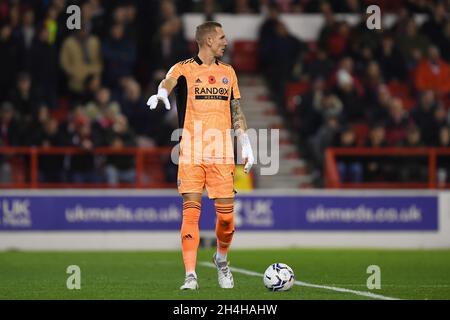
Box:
[194,55,219,65]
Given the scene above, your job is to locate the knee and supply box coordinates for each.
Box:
[217,212,234,229]
[215,202,234,226]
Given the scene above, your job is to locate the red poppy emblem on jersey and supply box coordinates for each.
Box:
[208,76,216,84]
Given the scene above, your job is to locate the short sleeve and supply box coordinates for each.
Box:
[231,67,241,100]
[166,62,184,81]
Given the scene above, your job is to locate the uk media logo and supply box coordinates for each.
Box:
[234,199,274,228]
[0,199,32,228]
[170,123,280,176]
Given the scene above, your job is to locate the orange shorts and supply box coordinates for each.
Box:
[177,163,236,199]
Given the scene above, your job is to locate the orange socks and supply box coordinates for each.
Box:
[180,201,235,274]
[181,201,201,274]
[215,203,235,260]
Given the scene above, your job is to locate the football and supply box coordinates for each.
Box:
[263,263,295,291]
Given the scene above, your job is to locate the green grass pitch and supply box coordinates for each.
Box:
[1,248,449,300]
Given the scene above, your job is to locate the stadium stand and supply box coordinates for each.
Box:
[0,0,449,189]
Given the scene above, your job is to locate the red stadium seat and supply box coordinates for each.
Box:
[442,96,450,110]
[304,41,318,63]
[50,97,70,122]
[231,41,259,73]
[307,41,318,52]
[387,81,411,99]
[188,40,198,55]
[387,81,416,111]
[10,156,26,184]
[285,82,310,113]
[351,123,369,146]
[401,97,417,111]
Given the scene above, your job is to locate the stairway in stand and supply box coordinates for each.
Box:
[238,75,313,189]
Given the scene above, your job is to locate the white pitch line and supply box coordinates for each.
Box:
[200,262,400,300]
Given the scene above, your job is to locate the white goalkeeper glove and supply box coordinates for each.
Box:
[146,87,171,110]
[239,133,254,174]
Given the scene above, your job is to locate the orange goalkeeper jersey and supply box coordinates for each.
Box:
[166,56,241,163]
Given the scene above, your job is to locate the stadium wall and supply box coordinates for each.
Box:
[0,190,449,250]
[182,13,428,42]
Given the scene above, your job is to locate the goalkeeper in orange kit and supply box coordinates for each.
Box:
[147,21,254,290]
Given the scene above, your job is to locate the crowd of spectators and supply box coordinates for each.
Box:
[0,0,449,186]
[0,0,187,185]
[258,0,450,185]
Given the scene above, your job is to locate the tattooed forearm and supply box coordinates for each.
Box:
[231,99,248,136]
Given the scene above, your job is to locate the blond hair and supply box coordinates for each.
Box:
[195,21,222,46]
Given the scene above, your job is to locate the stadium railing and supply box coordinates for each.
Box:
[0,146,175,189]
[325,147,450,189]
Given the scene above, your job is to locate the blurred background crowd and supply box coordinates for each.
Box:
[278,0,450,185]
[0,0,449,186]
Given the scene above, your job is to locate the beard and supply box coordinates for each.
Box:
[215,49,225,59]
